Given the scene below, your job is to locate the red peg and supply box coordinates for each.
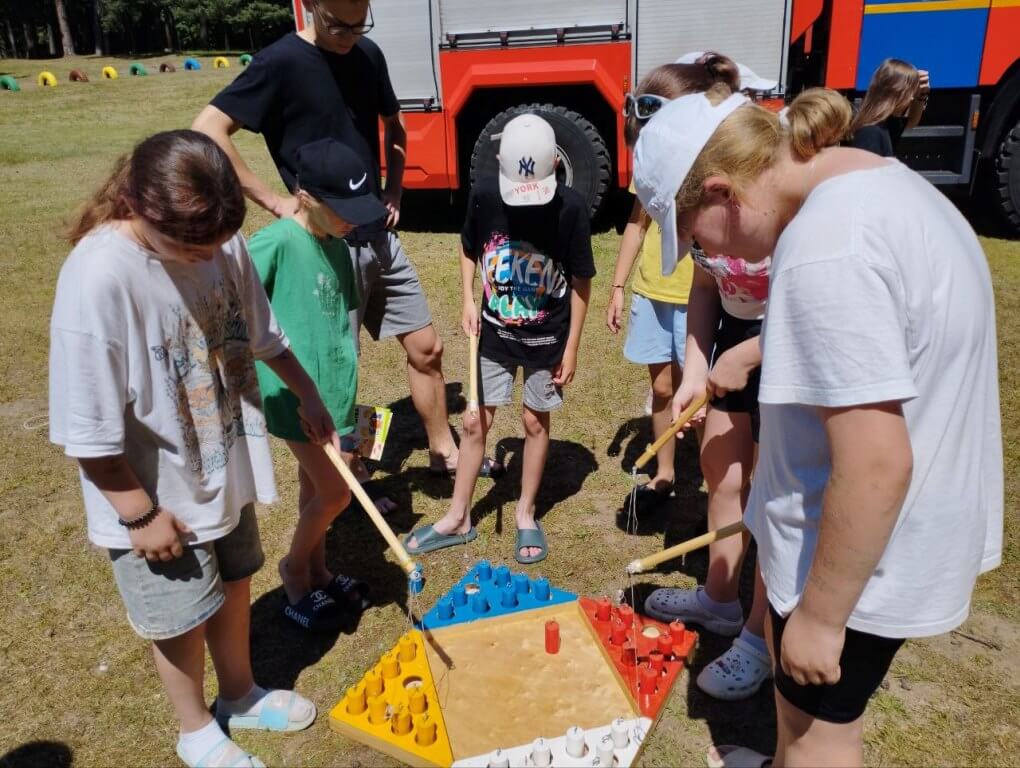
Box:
[545,620,561,654]
[669,620,687,645]
[649,649,665,673]
[639,665,658,695]
[595,597,612,622]
[610,619,628,646]
[617,604,634,628]
[621,642,637,667]
[657,632,674,657]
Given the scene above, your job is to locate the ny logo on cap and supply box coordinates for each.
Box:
[519,156,536,177]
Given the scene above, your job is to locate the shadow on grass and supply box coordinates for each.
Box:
[608,415,704,536]
[630,539,776,758]
[0,741,73,768]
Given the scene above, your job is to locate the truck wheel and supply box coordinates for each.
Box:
[996,119,1020,232]
[470,103,611,217]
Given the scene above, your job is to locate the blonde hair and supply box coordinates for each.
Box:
[676,87,852,212]
[851,59,919,134]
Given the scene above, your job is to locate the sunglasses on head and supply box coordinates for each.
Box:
[623,93,671,121]
[313,2,374,36]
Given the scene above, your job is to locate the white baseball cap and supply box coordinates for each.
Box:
[498,113,557,206]
[633,91,750,276]
[674,51,778,93]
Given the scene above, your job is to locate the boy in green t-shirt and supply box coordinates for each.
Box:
[251,138,388,631]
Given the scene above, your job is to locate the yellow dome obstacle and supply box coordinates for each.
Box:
[37,71,57,87]
[213,56,230,69]
[102,66,118,80]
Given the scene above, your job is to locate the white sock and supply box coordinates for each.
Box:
[695,587,743,621]
[218,683,269,716]
[178,719,228,765]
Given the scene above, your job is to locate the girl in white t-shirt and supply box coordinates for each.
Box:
[645,87,1002,767]
[50,130,340,768]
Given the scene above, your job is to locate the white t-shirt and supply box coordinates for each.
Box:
[746,161,1003,639]
[49,227,287,549]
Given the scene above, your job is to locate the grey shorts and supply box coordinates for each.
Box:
[479,355,563,412]
[349,230,433,345]
[107,505,264,641]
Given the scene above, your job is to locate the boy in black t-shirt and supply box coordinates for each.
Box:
[404,114,595,564]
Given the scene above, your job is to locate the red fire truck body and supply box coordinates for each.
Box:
[293,0,1020,230]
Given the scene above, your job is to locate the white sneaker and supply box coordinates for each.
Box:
[696,636,773,701]
[644,587,743,636]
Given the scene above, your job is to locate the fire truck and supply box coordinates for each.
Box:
[292,0,1020,232]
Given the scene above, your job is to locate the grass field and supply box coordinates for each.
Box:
[0,55,1017,767]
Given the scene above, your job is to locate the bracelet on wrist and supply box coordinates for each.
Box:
[118,501,160,530]
[611,284,625,290]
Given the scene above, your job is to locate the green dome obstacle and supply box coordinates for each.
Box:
[1,75,21,91]
[240,54,253,66]
[129,62,149,76]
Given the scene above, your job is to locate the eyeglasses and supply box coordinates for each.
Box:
[623,93,670,121]
[313,2,375,36]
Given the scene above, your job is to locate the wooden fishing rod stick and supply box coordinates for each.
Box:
[467,331,479,417]
[633,392,709,471]
[626,521,748,575]
[323,443,423,592]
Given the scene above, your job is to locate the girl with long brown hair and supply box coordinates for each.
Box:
[52,130,338,767]
[851,58,930,156]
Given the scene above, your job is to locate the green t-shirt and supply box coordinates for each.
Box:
[251,218,360,442]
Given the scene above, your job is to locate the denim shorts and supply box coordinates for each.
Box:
[479,355,563,412]
[623,293,688,366]
[108,504,264,641]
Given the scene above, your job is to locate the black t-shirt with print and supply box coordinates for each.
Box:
[461,177,596,368]
[210,32,399,195]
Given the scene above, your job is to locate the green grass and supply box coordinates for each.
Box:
[1,54,1018,767]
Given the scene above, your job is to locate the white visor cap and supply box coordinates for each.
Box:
[632,92,750,276]
[674,51,778,94]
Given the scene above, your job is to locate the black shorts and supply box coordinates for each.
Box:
[770,605,905,724]
[710,312,762,442]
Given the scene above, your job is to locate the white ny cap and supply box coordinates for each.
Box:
[674,51,778,94]
[633,92,749,276]
[498,113,557,206]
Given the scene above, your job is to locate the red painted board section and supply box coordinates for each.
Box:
[579,597,698,719]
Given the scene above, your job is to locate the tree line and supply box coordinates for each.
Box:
[1,0,294,59]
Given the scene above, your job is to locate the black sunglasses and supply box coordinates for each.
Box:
[623,93,670,121]
[313,2,374,36]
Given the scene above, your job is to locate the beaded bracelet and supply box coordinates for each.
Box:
[118,502,160,530]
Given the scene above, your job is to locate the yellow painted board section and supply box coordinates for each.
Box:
[422,602,639,760]
[329,630,454,768]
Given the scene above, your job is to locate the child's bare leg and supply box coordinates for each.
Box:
[516,405,550,559]
[205,577,256,701]
[647,361,680,490]
[408,407,494,548]
[775,689,864,767]
[153,625,212,733]
[279,442,351,605]
[700,407,755,603]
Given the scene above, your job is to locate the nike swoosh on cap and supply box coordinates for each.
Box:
[349,173,368,191]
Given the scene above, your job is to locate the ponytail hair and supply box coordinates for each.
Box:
[676,87,852,212]
[785,87,852,160]
[68,129,246,247]
[625,52,741,146]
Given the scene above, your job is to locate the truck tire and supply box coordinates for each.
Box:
[996,120,1020,232]
[470,103,611,217]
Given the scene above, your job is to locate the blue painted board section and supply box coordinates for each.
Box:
[857,8,989,89]
[418,560,576,630]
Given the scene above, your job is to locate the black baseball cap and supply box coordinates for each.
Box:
[294,138,388,227]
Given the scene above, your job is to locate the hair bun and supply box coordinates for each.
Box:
[785,88,852,159]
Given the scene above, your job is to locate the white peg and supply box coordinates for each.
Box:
[610,718,630,749]
[565,726,587,758]
[531,737,552,766]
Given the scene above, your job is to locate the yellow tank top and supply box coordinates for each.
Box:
[629,184,693,304]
